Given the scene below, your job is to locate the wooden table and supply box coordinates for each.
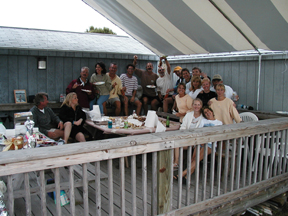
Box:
[85,117,181,136]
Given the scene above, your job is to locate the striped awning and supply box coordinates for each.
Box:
[83,0,288,56]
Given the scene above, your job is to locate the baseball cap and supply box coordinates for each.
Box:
[212,74,222,81]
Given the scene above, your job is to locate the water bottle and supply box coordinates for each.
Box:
[24,117,34,136]
[237,104,254,110]
[166,116,170,128]
[0,122,6,145]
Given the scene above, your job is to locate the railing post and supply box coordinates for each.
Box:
[157,149,172,214]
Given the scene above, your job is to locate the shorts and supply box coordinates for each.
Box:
[70,125,89,139]
[121,95,139,104]
[106,97,120,105]
[142,94,161,103]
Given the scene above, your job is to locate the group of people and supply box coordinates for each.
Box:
[29,56,242,150]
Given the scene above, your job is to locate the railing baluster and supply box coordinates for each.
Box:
[82,163,89,216]
[69,166,75,216]
[131,155,137,215]
[54,168,61,216]
[151,152,157,215]
[216,141,223,196]
[235,138,242,190]
[242,137,249,187]
[269,132,276,178]
[24,172,31,216]
[253,135,261,183]
[230,139,236,192]
[258,134,265,181]
[7,175,14,216]
[209,142,216,198]
[194,145,200,203]
[264,132,271,180]
[202,143,208,201]
[108,159,114,216]
[95,161,101,216]
[223,140,229,194]
[177,147,183,208]
[170,149,174,211]
[278,130,284,175]
[284,129,288,172]
[120,157,125,216]
[141,154,147,215]
[185,146,192,206]
[273,131,280,176]
[248,135,255,185]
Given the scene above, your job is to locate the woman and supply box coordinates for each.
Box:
[210,83,241,125]
[196,78,217,106]
[172,83,193,122]
[90,62,112,113]
[187,76,202,99]
[59,92,89,142]
[174,98,204,169]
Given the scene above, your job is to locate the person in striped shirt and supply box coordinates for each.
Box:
[120,64,142,116]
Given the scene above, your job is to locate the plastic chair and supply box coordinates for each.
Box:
[239,112,259,122]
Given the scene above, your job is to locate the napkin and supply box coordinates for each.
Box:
[89,105,101,120]
[155,120,166,133]
[145,110,158,127]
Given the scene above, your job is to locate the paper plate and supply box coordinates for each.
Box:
[94,81,105,86]
[146,85,156,88]
[81,89,91,92]
[276,111,288,115]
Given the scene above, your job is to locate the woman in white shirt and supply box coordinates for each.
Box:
[186,76,202,99]
[176,105,223,182]
[174,98,204,169]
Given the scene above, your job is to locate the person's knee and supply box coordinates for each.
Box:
[64,121,72,128]
[115,101,121,109]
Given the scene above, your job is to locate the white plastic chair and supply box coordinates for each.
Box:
[239,112,259,122]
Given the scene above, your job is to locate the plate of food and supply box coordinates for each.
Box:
[93,81,105,86]
[81,89,92,92]
[146,85,156,89]
[276,111,288,115]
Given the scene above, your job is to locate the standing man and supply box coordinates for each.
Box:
[30,92,72,144]
[103,63,122,116]
[156,57,173,111]
[120,64,142,116]
[133,55,159,114]
[66,66,95,109]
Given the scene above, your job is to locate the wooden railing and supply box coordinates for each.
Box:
[1,118,288,215]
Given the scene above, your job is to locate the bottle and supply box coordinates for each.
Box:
[0,122,6,145]
[237,104,254,110]
[124,120,129,129]
[164,93,169,99]
[133,110,136,118]
[24,117,34,136]
[166,116,170,128]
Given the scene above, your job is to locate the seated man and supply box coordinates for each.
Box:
[133,55,159,114]
[66,66,95,110]
[120,64,142,116]
[30,92,72,143]
[103,63,122,116]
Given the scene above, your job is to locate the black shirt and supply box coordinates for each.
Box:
[197,91,217,106]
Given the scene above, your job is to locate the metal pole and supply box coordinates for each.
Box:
[256,54,262,110]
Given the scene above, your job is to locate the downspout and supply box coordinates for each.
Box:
[256,54,262,111]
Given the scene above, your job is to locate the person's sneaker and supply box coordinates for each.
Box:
[57,139,65,145]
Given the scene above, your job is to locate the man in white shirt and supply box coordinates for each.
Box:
[210,74,239,101]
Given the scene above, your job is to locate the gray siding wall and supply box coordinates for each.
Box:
[169,54,288,113]
[0,49,157,103]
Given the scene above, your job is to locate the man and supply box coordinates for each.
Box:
[156,57,173,112]
[210,74,239,101]
[103,63,122,116]
[30,92,71,143]
[163,66,182,113]
[133,55,159,114]
[66,66,95,109]
[192,67,210,80]
[120,64,142,116]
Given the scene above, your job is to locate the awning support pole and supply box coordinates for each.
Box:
[256,54,262,111]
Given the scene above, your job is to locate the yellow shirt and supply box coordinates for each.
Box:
[108,74,122,99]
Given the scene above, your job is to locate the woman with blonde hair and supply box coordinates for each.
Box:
[59,92,89,142]
[186,76,202,99]
[210,83,241,125]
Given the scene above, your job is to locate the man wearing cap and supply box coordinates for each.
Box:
[162,65,183,113]
[210,74,239,101]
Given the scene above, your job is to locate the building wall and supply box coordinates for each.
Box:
[169,54,288,113]
[0,49,157,103]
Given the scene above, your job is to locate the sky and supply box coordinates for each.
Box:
[0,0,129,36]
